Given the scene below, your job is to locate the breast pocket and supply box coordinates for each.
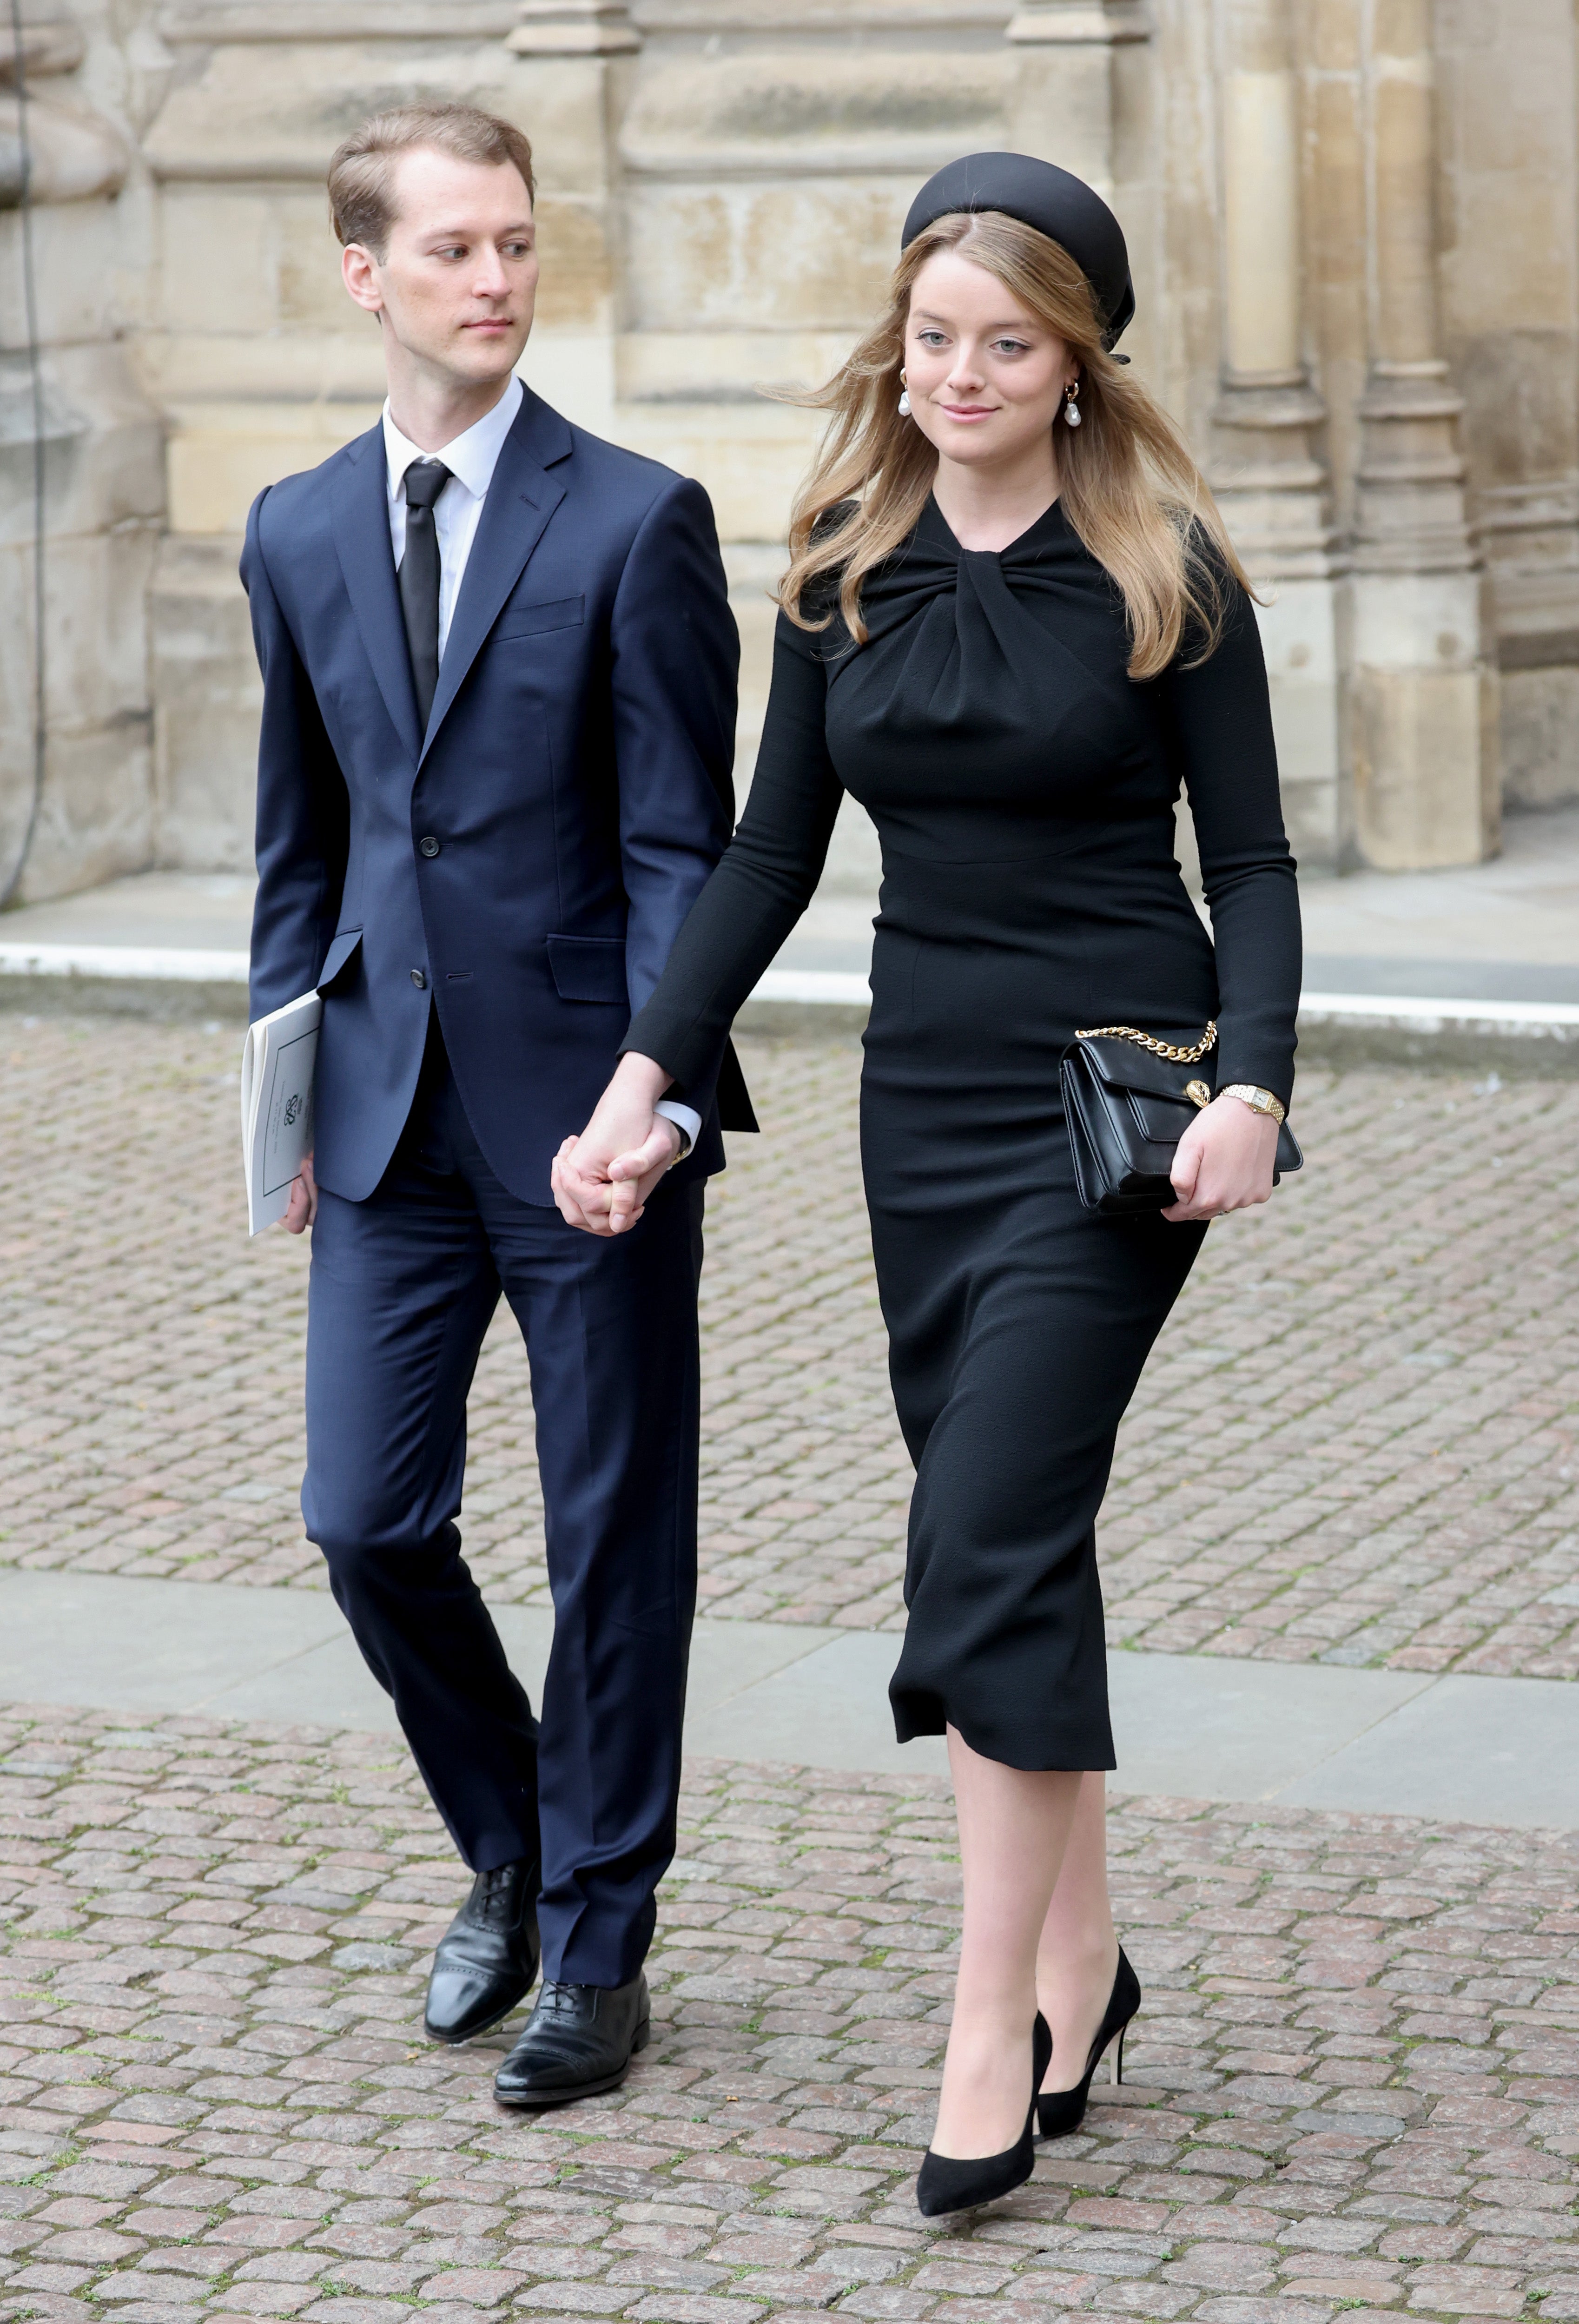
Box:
[492,594,585,644]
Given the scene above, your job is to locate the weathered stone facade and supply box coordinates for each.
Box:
[1,0,1575,900]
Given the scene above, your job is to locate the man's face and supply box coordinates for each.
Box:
[344,147,538,386]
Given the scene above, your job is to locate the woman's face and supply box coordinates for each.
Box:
[902,250,1075,471]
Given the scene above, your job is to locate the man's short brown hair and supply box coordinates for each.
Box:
[328,103,536,259]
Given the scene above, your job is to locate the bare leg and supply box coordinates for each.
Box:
[1036,1770,1120,2093]
[932,1725,1083,2159]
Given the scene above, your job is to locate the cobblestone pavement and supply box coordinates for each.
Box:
[4,1016,1578,1676]
[2,1702,1579,2324]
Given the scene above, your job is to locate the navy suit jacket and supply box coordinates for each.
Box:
[243,386,753,1207]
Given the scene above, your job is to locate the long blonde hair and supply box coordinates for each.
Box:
[777,210,1251,678]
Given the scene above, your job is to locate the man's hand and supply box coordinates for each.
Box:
[1163,1095,1278,1222]
[552,1054,681,1236]
[281,1153,318,1234]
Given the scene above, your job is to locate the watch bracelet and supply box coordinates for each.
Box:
[1218,1082,1286,1125]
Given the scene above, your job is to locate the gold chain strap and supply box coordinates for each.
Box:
[1075,1019,1218,1065]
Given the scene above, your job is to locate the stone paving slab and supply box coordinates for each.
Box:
[0,1702,1578,2324]
[0,1575,826,1745]
[1295,805,1579,972]
[4,1018,1579,1677]
[9,804,1579,976]
[14,1569,1579,1827]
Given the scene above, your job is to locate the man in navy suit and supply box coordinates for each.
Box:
[243,99,747,2105]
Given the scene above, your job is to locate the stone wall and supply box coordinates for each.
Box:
[0,0,161,901]
[1,0,1576,903]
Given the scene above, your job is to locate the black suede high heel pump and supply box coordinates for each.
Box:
[1037,1946,1140,2139]
[916,2013,1052,2218]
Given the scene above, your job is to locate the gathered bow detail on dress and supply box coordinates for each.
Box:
[824,495,1140,808]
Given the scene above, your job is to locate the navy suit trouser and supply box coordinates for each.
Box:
[302,1011,705,1988]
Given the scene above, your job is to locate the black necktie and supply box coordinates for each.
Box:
[398,460,451,732]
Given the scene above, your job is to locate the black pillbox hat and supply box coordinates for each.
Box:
[901,151,1135,352]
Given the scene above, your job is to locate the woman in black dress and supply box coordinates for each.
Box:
[554,154,1301,2213]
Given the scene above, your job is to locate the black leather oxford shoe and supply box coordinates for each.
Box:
[493,1973,650,2106]
[423,1857,541,2045]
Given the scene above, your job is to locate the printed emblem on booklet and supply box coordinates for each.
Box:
[240,990,323,1234]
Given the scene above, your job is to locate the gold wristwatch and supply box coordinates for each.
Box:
[1218,1083,1286,1125]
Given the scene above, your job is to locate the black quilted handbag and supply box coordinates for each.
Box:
[1061,1020,1304,1216]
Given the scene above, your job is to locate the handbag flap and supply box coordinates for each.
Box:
[1128,1088,1200,1141]
[1077,1034,1217,1104]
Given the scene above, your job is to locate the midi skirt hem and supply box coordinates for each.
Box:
[890,1682,1117,1775]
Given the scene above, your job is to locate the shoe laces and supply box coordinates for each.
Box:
[472,1862,520,1928]
[536,1980,588,2016]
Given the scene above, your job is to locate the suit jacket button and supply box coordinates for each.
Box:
[410,968,427,989]
[419,835,441,858]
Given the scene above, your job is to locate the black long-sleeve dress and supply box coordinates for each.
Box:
[625,494,1302,1771]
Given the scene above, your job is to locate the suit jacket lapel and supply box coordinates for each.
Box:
[421,393,570,761]
[331,428,423,768]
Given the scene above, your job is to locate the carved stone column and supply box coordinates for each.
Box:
[1209,0,1342,868]
[1004,0,1147,208]
[509,0,638,53]
[0,1,158,902]
[1348,0,1498,868]
[507,0,639,430]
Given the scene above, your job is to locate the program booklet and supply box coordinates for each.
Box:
[240,990,323,1235]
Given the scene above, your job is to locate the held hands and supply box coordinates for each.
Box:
[553,1053,682,1236]
[283,1082,1272,1236]
[281,1153,318,1234]
[1162,1093,1278,1223]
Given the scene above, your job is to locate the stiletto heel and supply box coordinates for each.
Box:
[1037,1945,1140,2140]
[916,2013,1052,2217]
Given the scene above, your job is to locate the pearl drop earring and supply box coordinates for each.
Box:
[898,368,912,418]
[1064,380,1082,428]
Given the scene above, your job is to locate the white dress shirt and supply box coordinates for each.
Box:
[383,373,524,662]
[381,376,700,1158]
